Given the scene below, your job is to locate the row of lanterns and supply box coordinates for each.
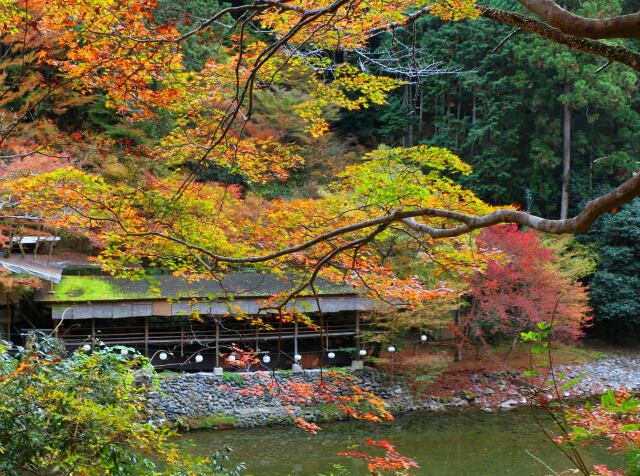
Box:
[80,334,429,364]
[80,344,205,363]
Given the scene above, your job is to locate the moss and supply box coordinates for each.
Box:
[315,403,345,422]
[221,373,244,385]
[156,371,181,379]
[176,413,238,431]
[52,275,156,301]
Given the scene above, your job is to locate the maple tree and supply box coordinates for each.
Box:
[0,0,637,246]
[2,145,494,307]
[0,0,635,310]
[461,224,591,346]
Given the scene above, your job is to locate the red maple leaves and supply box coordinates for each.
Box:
[463,224,591,343]
[338,439,419,474]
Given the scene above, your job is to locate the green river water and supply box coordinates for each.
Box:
[179,409,623,475]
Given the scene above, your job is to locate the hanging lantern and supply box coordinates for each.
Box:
[228,355,236,362]
[262,355,271,364]
[195,354,204,363]
[358,349,367,356]
[327,352,336,359]
[159,352,168,361]
[294,354,302,361]
[82,344,91,352]
[120,348,129,356]
[387,345,396,353]
[421,334,428,342]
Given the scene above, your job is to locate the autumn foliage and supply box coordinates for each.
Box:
[462,225,591,344]
[559,388,640,476]
[338,439,419,475]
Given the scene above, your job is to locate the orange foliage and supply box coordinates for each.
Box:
[338,439,419,475]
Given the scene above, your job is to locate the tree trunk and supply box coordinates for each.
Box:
[418,84,424,139]
[472,90,477,124]
[560,82,571,220]
[407,83,414,146]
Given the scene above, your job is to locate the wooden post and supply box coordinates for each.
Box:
[180,325,184,357]
[6,294,11,342]
[144,318,149,357]
[294,321,298,357]
[255,328,259,352]
[355,311,360,356]
[47,231,57,265]
[325,320,329,350]
[215,319,220,368]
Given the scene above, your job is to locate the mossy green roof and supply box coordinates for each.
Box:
[35,273,357,303]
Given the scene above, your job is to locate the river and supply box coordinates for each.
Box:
[178,408,622,475]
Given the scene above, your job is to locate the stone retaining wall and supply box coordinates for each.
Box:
[147,368,415,428]
[146,357,640,428]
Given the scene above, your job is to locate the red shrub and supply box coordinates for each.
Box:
[463,225,590,343]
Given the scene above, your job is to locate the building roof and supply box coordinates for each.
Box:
[0,255,63,283]
[13,236,60,245]
[34,273,359,303]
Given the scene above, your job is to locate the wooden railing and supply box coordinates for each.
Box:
[55,323,358,347]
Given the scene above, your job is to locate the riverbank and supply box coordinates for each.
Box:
[147,354,640,429]
[425,354,640,411]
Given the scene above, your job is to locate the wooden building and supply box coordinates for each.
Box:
[30,272,374,370]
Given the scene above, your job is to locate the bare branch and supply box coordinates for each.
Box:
[492,28,521,53]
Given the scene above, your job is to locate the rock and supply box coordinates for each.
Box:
[499,399,519,410]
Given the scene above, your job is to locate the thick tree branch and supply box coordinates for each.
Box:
[358,4,640,72]
[478,6,640,71]
[119,172,640,264]
[518,0,640,39]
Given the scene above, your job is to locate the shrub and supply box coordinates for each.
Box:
[0,333,215,475]
[463,225,591,345]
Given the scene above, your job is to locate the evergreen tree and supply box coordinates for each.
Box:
[580,197,640,342]
[335,0,640,218]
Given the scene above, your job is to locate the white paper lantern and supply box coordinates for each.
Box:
[120,348,128,356]
[387,345,396,353]
[159,352,168,361]
[195,354,204,363]
[327,352,336,359]
[262,355,271,364]
[227,355,236,362]
[294,354,302,361]
[82,344,91,352]
[358,349,367,356]
[420,334,428,342]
